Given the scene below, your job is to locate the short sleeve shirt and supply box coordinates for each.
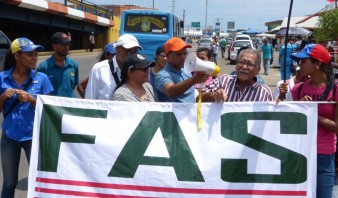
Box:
[154,64,195,103]
[0,68,53,141]
[38,54,79,98]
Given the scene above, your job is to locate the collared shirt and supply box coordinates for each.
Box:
[154,64,195,103]
[204,75,274,102]
[260,43,273,59]
[0,67,53,141]
[38,54,79,97]
[85,56,122,100]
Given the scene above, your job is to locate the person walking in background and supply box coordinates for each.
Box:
[89,32,95,52]
[85,34,142,100]
[154,37,210,103]
[210,36,220,64]
[260,38,273,75]
[219,36,227,58]
[112,53,156,102]
[38,32,79,98]
[77,43,116,98]
[148,45,166,92]
[67,32,72,41]
[290,44,336,198]
[0,38,53,198]
[279,40,294,80]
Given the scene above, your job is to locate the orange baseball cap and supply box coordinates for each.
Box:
[165,37,192,54]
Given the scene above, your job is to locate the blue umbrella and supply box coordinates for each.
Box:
[242,29,262,34]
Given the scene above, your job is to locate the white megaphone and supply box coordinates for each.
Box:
[184,52,220,76]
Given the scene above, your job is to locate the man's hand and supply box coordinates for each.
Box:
[212,89,227,102]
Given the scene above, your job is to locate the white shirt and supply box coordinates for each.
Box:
[274,77,295,101]
[85,56,121,100]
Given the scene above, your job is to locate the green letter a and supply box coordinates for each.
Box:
[109,111,204,182]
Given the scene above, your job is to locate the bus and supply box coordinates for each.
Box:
[120,9,183,60]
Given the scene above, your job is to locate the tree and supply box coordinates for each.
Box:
[313,9,338,43]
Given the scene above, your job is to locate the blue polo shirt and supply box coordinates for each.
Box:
[260,43,273,59]
[154,64,195,103]
[0,68,53,141]
[38,54,79,97]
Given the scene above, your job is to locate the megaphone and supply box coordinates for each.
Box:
[184,52,220,76]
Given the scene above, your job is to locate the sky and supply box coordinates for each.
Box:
[54,0,333,32]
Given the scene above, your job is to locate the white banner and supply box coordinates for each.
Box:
[28,95,318,198]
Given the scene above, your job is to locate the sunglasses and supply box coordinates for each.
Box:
[131,67,149,72]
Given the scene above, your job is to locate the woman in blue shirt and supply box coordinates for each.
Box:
[0,38,53,198]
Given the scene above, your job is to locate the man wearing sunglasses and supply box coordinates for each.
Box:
[202,48,274,102]
[85,34,142,100]
[154,37,210,103]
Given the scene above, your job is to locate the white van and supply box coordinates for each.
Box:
[235,34,251,41]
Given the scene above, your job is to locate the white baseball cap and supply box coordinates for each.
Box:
[114,34,142,50]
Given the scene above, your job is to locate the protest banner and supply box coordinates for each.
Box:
[28,95,317,197]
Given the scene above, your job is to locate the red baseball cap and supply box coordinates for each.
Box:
[291,44,331,64]
[165,37,192,54]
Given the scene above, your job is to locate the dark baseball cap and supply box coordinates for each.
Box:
[123,54,155,70]
[51,32,71,45]
[121,54,155,79]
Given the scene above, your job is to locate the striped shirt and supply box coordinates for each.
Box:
[203,75,274,102]
[111,82,157,102]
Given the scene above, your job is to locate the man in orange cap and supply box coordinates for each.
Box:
[154,37,210,102]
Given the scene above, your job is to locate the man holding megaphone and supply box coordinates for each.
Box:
[154,37,211,103]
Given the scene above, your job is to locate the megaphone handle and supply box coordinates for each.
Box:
[197,89,202,130]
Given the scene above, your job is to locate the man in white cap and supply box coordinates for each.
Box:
[85,34,142,100]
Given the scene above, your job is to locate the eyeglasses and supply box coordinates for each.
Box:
[237,59,256,68]
[131,67,149,72]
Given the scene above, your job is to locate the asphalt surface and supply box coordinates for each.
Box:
[1,45,338,197]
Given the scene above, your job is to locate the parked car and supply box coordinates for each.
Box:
[235,34,251,41]
[229,40,255,64]
[226,38,233,45]
[197,38,212,49]
[0,30,11,71]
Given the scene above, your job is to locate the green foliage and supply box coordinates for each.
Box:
[313,9,338,42]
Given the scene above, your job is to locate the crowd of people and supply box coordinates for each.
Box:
[0,31,337,197]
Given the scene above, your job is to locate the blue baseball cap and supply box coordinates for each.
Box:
[103,43,116,55]
[11,38,44,54]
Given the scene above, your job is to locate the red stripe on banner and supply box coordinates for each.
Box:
[35,187,153,198]
[36,177,307,196]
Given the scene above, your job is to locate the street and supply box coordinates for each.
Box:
[2,44,336,197]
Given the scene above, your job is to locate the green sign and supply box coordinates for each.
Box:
[191,22,200,28]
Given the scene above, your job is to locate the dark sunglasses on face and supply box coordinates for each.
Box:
[131,67,149,72]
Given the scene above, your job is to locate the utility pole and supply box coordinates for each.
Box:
[172,0,176,15]
[152,0,154,10]
[205,0,208,35]
[215,18,222,37]
[183,9,185,36]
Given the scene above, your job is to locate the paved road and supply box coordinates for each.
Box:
[1,46,337,197]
